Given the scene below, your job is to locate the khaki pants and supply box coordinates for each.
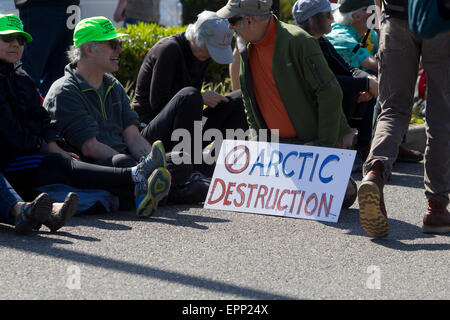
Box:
[363,17,450,205]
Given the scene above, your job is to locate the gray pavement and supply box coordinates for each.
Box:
[0,160,449,301]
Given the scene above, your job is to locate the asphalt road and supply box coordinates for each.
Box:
[1,161,449,302]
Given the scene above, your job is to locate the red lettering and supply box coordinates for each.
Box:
[233,183,247,207]
[207,178,226,205]
[246,184,258,208]
[296,191,306,215]
[277,189,290,211]
[290,190,301,213]
[265,188,280,210]
[254,185,268,208]
[318,193,333,217]
[304,193,318,216]
[223,182,236,206]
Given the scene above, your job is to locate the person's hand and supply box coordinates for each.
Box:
[113,0,127,22]
[201,91,229,108]
[367,75,379,98]
[341,128,357,149]
[48,141,80,161]
[357,91,373,103]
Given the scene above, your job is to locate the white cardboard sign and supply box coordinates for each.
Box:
[204,140,356,223]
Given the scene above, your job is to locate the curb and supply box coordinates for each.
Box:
[404,123,426,153]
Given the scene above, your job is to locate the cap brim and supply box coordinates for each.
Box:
[206,43,234,64]
[0,30,32,42]
[330,3,341,11]
[216,5,240,19]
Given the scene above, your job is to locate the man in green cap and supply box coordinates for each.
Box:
[44,16,172,215]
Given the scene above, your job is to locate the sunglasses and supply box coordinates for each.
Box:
[0,34,26,46]
[107,39,122,50]
[227,16,244,26]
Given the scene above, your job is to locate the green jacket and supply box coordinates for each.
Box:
[239,18,352,147]
[44,63,140,154]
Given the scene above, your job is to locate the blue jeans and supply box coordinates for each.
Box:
[0,172,22,225]
[19,6,74,97]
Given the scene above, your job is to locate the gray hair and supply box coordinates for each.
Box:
[333,7,365,25]
[66,41,100,63]
[185,10,217,48]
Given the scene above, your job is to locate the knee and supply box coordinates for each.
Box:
[177,87,203,114]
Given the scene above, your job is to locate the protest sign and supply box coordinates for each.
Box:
[204,140,356,223]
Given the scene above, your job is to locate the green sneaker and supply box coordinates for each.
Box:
[135,167,171,218]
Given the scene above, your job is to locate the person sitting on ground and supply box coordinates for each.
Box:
[129,11,250,203]
[217,0,359,208]
[44,16,193,205]
[291,0,378,171]
[217,0,354,148]
[0,14,170,218]
[0,172,78,234]
[131,10,249,172]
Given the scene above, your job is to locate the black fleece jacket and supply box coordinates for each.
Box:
[0,61,58,168]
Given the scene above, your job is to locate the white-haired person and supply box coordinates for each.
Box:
[1,14,170,219]
[325,0,378,73]
[131,10,249,182]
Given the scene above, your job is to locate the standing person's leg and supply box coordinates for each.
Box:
[421,32,450,233]
[19,6,70,96]
[358,17,421,238]
[39,7,74,96]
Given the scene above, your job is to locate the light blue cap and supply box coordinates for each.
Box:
[292,0,340,23]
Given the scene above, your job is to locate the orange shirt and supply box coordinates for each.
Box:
[249,18,296,138]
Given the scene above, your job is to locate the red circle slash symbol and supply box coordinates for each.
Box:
[225,145,250,174]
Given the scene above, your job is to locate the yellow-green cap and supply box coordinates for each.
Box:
[73,16,127,47]
[0,14,32,42]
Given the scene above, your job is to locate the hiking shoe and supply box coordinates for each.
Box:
[43,192,79,233]
[167,171,211,205]
[357,161,390,238]
[396,145,423,163]
[422,198,450,234]
[135,140,166,181]
[135,167,171,218]
[15,193,52,235]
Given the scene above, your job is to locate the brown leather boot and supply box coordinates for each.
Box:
[422,199,450,234]
[357,161,390,238]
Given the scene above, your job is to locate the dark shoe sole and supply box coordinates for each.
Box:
[358,181,390,238]
[137,168,171,218]
[46,192,79,233]
[15,193,52,235]
[421,224,450,234]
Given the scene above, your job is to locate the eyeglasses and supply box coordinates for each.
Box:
[0,34,26,46]
[107,39,122,50]
[227,16,244,26]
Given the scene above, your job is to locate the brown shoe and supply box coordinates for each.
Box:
[358,161,390,238]
[422,199,450,234]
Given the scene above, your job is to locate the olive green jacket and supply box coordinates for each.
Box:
[239,17,352,147]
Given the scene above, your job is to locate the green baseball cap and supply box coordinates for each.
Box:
[0,14,32,42]
[73,16,127,47]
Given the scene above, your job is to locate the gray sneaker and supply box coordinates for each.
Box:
[135,140,166,180]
